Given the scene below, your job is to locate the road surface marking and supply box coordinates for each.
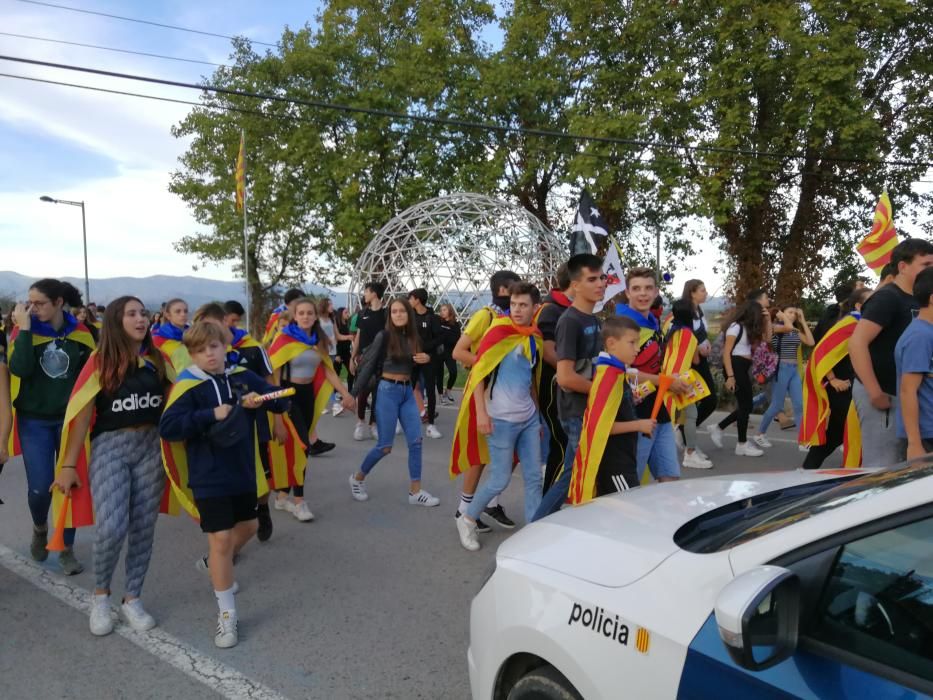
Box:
[0,544,290,700]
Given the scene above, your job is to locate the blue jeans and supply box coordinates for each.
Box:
[467,415,542,524]
[19,416,75,547]
[359,380,423,482]
[636,421,681,481]
[532,416,583,522]
[759,363,803,436]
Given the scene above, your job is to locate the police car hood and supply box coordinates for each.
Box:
[497,470,854,587]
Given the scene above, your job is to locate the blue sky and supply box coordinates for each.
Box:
[0,0,735,295]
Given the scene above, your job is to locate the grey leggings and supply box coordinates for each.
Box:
[88,427,164,598]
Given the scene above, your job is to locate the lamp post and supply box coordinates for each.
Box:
[40,195,90,303]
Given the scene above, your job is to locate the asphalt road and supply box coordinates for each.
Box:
[0,399,836,700]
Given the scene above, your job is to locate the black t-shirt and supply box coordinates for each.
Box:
[597,381,639,495]
[93,364,165,438]
[437,319,461,355]
[554,306,601,420]
[414,309,440,354]
[537,298,569,343]
[860,284,919,395]
[813,303,841,345]
[357,306,387,353]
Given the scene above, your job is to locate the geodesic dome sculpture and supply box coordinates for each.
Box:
[348,193,565,318]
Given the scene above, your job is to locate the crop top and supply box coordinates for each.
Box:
[92,364,165,438]
[382,336,414,376]
[287,348,322,380]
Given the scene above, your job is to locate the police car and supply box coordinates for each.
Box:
[469,461,933,699]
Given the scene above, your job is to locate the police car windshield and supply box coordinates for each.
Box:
[674,462,933,554]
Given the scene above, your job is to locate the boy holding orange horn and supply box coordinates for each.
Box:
[616,268,689,483]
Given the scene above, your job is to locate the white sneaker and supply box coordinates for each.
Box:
[695,447,711,461]
[736,442,764,457]
[121,599,156,632]
[293,501,315,522]
[395,421,403,435]
[370,424,379,440]
[273,496,295,513]
[409,490,440,507]
[798,444,810,453]
[426,424,442,439]
[349,474,368,502]
[752,434,773,449]
[89,596,114,636]
[708,424,724,448]
[456,515,480,551]
[332,403,344,417]
[683,450,713,469]
[214,610,238,648]
[353,423,368,441]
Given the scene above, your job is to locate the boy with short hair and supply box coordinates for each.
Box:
[159,322,290,649]
[895,266,933,461]
[454,283,544,551]
[569,317,655,504]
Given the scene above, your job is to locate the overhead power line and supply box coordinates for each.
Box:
[0,31,227,67]
[2,53,932,170]
[14,0,279,48]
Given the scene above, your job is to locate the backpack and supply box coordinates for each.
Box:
[709,329,733,370]
[751,337,779,384]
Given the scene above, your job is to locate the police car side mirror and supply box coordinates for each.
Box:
[714,566,800,671]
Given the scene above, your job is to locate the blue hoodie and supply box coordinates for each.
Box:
[159,366,289,499]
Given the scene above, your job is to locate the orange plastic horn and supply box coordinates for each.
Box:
[650,374,676,420]
[46,495,71,552]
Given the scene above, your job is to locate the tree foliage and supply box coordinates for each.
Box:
[170,0,933,324]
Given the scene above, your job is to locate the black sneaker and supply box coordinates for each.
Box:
[30,526,49,562]
[455,509,491,534]
[484,505,516,529]
[308,440,336,456]
[256,504,273,542]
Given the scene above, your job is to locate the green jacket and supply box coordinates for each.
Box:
[10,330,93,419]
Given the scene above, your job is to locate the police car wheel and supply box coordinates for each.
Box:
[506,665,582,700]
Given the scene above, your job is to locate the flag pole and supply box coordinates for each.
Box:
[241,128,250,331]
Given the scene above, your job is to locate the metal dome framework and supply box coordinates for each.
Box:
[349,193,565,318]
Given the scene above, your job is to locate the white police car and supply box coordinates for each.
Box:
[469,461,933,699]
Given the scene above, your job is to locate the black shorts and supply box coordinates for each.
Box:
[195,491,258,533]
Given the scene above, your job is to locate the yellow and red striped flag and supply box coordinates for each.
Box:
[235,131,246,212]
[857,192,898,275]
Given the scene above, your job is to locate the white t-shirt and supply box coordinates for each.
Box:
[727,323,752,358]
[486,345,536,423]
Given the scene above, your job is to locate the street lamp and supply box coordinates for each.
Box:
[39,195,90,304]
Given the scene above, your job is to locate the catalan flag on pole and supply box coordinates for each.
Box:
[235,131,246,212]
[856,192,898,275]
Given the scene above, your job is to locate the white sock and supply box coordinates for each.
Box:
[94,593,109,608]
[458,493,473,515]
[214,586,236,614]
[488,495,499,508]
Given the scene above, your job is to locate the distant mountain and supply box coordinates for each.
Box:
[0,271,335,310]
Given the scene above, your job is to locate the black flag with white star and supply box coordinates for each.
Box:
[569,190,609,256]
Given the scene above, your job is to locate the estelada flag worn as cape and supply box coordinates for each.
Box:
[160,366,270,519]
[262,304,287,345]
[800,313,862,467]
[151,323,192,382]
[449,317,542,478]
[268,324,335,442]
[7,314,96,457]
[857,192,899,276]
[568,353,628,505]
[53,351,180,528]
[661,327,696,418]
[230,327,306,489]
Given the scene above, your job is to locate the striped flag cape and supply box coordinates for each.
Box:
[661,326,706,421]
[268,325,335,443]
[7,314,96,457]
[160,366,270,519]
[568,354,628,505]
[151,323,192,382]
[800,313,861,467]
[53,352,181,528]
[230,328,306,489]
[449,317,542,478]
[857,192,899,275]
[262,304,287,346]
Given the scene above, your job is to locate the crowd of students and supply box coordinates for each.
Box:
[2,238,932,647]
